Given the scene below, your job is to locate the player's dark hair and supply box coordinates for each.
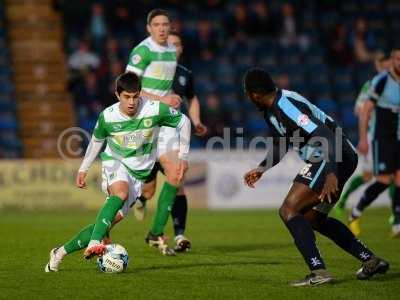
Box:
[244,68,276,95]
[116,72,141,95]
[147,9,170,25]
[169,30,182,40]
[392,47,400,54]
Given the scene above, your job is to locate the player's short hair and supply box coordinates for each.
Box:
[116,72,141,95]
[375,50,389,62]
[244,68,276,95]
[147,9,170,25]
[169,30,181,40]
[391,47,400,55]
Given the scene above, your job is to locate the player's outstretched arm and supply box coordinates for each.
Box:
[357,100,374,155]
[76,136,104,188]
[141,90,182,108]
[188,95,207,136]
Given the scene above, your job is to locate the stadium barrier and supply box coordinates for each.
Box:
[0,151,391,210]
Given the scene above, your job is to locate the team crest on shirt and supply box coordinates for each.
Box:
[143,119,152,128]
[178,76,186,86]
[297,114,310,126]
[131,54,141,65]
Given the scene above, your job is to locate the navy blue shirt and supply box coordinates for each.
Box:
[260,89,346,174]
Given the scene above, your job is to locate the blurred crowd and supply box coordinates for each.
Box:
[55,0,400,147]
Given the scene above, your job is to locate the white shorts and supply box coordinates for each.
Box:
[359,133,373,173]
[101,160,143,218]
[155,126,179,158]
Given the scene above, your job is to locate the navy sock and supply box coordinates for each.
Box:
[285,215,326,271]
[392,187,400,224]
[316,217,374,262]
[171,195,188,236]
[356,181,388,213]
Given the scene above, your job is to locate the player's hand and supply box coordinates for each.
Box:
[163,94,182,108]
[177,160,189,182]
[194,122,208,137]
[76,171,87,189]
[318,173,338,203]
[357,138,369,155]
[244,167,265,188]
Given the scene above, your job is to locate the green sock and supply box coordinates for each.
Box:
[64,224,94,254]
[389,183,395,202]
[337,175,365,209]
[90,195,124,242]
[151,182,178,236]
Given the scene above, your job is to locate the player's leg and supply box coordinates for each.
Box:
[349,140,393,235]
[172,185,191,252]
[147,150,182,236]
[84,180,128,258]
[388,182,396,225]
[84,160,131,259]
[133,171,157,221]
[334,146,373,217]
[305,209,389,280]
[391,169,400,237]
[45,211,125,272]
[279,181,333,286]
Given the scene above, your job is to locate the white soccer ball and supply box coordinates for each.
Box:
[97,244,129,273]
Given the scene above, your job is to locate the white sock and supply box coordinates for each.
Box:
[175,234,184,242]
[352,207,362,218]
[56,246,67,259]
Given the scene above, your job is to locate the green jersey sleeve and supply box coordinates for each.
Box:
[126,45,150,76]
[355,80,371,107]
[93,112,108,139]
[158,102,183,128]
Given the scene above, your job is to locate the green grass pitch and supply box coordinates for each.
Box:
[0,208,399,299]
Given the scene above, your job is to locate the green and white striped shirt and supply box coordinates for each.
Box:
[79,97,189,181]
[126,37,177,96]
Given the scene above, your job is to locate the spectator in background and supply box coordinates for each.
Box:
[350,18,376,63]
[68,40,100,73]
[97,37,124,85]
[90,2,107,53]
[109,4,133,39]
[202,93,230,138]
[327,24,352,66]
[250,1,276,37]
[278,3,297,47]
[275,73,290,90]
[196,19,218,61]
[225,2,253,38]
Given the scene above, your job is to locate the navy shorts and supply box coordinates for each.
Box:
[294,138,358,194]
[372,139,400,175]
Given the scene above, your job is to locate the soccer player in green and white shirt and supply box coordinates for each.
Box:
[45,72,190,272]
[125,9,192,251]
[333,52,393,219]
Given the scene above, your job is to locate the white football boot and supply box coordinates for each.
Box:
[44,247,64,272]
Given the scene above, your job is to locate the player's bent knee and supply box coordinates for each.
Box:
[279,204,297,223]
[111,191,129,202]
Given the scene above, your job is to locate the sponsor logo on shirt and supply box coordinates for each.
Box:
[297,114,310,126]
[178,76,186,86]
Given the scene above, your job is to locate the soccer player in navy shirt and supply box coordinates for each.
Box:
[350,48,400,237]
[243,68,389,286]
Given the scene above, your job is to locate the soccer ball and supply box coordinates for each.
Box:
[97,244,129,273]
